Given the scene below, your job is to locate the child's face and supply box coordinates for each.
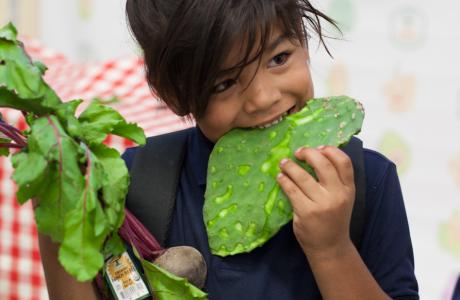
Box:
[196,25,314,142]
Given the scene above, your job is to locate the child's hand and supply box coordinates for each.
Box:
[277,146,356,259]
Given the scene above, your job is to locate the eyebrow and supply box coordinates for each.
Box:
[266,33,289,53]
[216,33,289,79]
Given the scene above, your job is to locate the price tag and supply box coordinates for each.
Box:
[104,251,150,300]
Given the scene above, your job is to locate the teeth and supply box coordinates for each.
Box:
[256,111,288,129]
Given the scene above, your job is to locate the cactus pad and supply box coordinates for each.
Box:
[203,95,365,256]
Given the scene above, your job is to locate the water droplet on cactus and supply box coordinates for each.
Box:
[258,182,265,192]
[264,186,280,214]
[234,243,245,253]
[235,222,243,232]
[214,185,233,204]
[204,96,365,256]
[219,228,229,238]
[246,222,257,237]
[261,161,271,173]
[219,208,229,218]
[278,200,285,212]
[238,165,251,176]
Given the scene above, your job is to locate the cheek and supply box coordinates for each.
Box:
[286,63,314,100]
[197,101,237,141]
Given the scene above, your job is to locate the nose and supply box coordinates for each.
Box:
[243,74,281,114]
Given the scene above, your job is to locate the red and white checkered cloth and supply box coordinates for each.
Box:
[0,39,193,299]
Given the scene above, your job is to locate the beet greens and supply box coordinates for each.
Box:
[0,22,145,281]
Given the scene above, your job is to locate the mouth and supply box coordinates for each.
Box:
[253,105,297,129]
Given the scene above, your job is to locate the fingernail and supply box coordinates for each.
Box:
[295,147,304,155]
[317,145,326,150]
[277,173,284,180]
[279,158,288,167]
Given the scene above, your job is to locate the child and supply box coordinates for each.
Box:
[38,0,419,299]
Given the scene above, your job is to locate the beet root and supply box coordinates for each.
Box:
[153,246,207,289]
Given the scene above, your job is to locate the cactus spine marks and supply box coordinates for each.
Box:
[204,96,365,256]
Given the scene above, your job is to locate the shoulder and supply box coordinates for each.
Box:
[342,137,398,196]
[359,148,419,298]
[121,128,195,170]
[361,147,403,221]
[362,147,398,191]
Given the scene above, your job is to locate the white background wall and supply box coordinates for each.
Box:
[1,0,460,299]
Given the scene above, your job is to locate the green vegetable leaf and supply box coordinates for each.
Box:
[0,137,10,156]
[1,22,148,282]
[103,233,125,257]
[112,122,146,146]
[0,22,18,42]
[78,101,146,145]
[27,115,85,241]
[132,247,207,300]
[59,144,110,281]
[11,151,47,204]
[55,99,84,138]
[90,144,129,229]
[59,202,107,281]
[0,23,61,114]
[204,96,365,256]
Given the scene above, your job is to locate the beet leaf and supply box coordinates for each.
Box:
[1,22,146,281]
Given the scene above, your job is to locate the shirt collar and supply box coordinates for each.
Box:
[189,125,215,186]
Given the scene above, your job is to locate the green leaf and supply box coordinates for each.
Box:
[90,144,128,229]
[0,137,10,156]
[1,24,149,282]
[11,151,47,204]
[91,96,119,105]
[33,60,47,75]
[112,122,146,146]
[0,23,61,114]
[204,96,365,256]
[59,144,110,281]
[103,233,125,257]
[132,247,207,300]
[33,165,65,239]
[59,203,106,282]
[28,116,85,241]
[78,101,146,145]
[0,63,59,114]
[0,22,18,42]
[55,99,84,138]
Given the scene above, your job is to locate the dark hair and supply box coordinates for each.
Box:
[126,0,338,119]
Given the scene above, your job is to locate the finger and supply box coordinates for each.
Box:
[278,158,324,200]
[319,146,355,187]
[294,147,342,188]
[276,172,314,211]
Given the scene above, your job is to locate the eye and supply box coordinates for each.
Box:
[268,52,291,68]
[213,78,237,94]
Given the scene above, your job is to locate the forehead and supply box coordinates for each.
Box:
[219,24,287,74]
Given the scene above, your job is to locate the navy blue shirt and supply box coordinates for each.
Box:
[123,126,419,300]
